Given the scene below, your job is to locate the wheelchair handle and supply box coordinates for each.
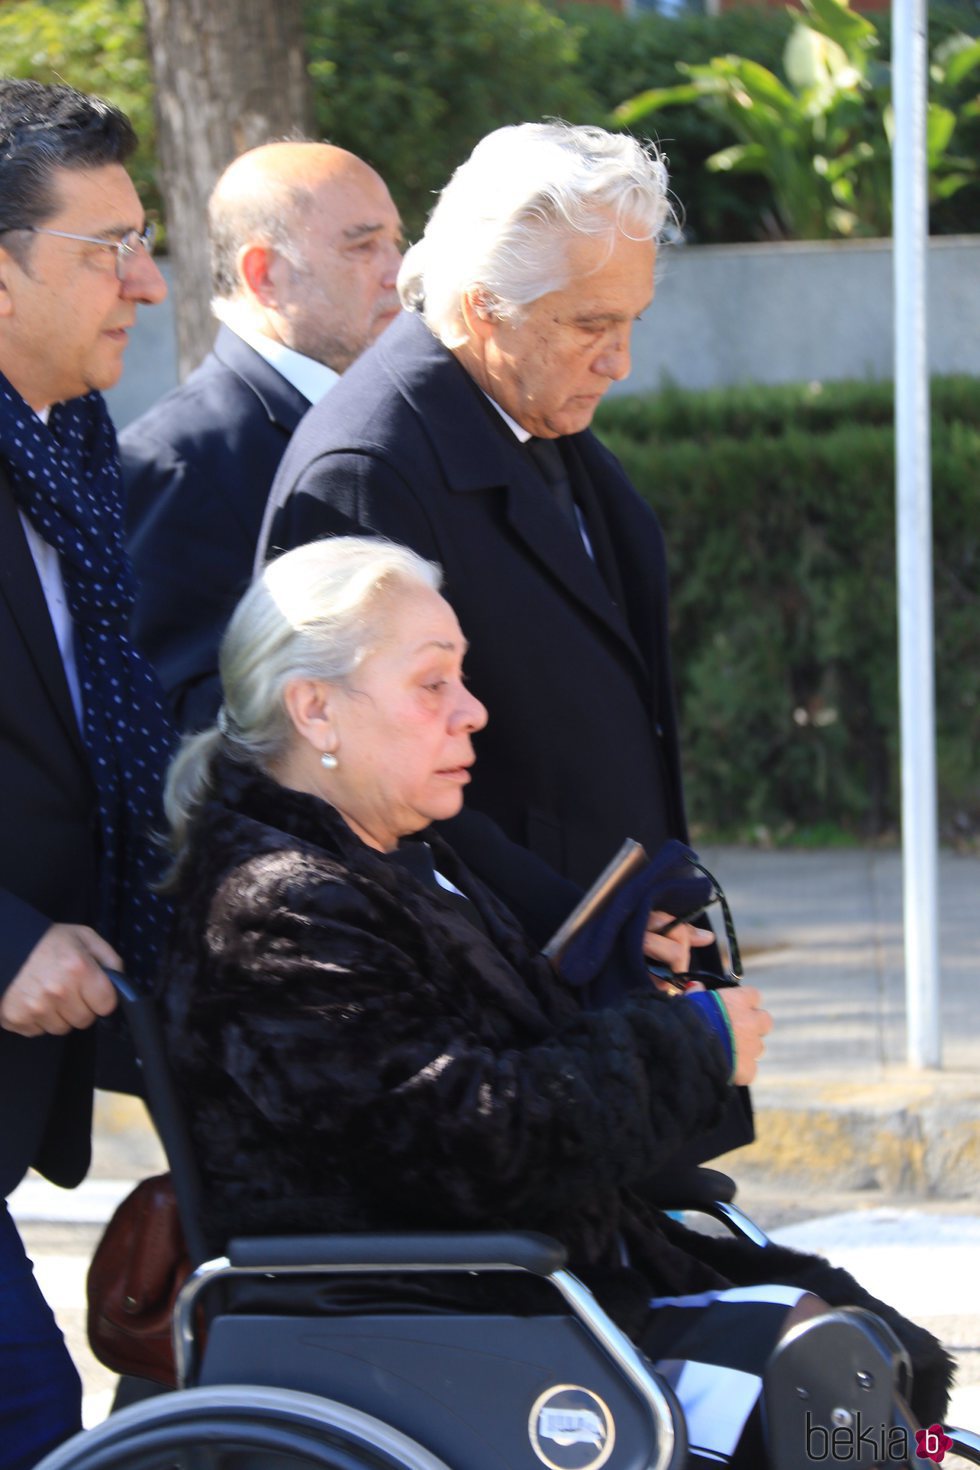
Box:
[227,1230,568,1276]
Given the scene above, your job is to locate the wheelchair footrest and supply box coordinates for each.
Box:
[763,1307,913,1469]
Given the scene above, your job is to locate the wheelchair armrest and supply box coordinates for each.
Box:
[643,1165,737,1209]
[226,1230,567,1277]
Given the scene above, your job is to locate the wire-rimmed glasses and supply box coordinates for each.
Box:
[14,222,156,282]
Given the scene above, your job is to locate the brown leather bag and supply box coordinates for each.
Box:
[86,1171,190,1387]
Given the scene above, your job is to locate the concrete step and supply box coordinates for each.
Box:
[726,1071,980,1198]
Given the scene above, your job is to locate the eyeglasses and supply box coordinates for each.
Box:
[646,858,744,994]
[19,222,156,282]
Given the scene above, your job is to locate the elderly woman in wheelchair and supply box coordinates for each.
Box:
[47,535,968,1470]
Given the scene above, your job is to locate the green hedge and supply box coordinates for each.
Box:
[594,379,980,843]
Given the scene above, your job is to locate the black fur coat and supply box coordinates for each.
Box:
[162,756,953,1421]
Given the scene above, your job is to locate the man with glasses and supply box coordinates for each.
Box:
[0,77,169,1466]
[122,140,404,732]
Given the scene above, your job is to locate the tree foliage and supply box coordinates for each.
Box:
[614,0,980,240]
[304,0,598,241]
[560,2,793,243]
[3,0,979,245]
[0,0,158,216]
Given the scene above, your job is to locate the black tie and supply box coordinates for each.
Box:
[526,436,580,529]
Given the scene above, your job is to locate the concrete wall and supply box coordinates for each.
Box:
[619,234,980,396]
[105,260,179,431]
[106,239,980,429]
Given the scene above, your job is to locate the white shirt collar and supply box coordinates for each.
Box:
[483,393,532,443]
[225,322,339,407]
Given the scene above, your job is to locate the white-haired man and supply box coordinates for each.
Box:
[122,141,403,731]
[260,127,757,1170]
[261,123,690,895]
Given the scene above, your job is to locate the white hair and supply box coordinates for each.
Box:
[164,536,442,853]
[398,122,672,347]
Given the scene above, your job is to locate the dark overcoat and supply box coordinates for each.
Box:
[264,311,686,890]
[122,326,311,732]
[0,467,101,1197]
[162,755,952,1423]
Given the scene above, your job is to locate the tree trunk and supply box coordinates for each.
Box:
[142,0,313,376]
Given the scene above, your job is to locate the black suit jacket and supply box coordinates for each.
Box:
[0,468,102,1197]
[266,311,687,889]
[122,326,311,731]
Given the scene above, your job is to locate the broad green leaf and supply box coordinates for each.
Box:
[926,103,956,161]
[882,101,895,147]
[730,58,800,115]
[786,24,833,92]
[705,142,769,173]
[822,142,874,182]
[800,0,877,68]
[931,171,974,200]
[827,204,860,234]
[934,35,980,89]
[613,84,702,126]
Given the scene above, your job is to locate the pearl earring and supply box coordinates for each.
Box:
[320,751,338,771]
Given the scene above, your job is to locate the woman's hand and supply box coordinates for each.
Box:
[643,909,716,989]
[715,986,772,1085]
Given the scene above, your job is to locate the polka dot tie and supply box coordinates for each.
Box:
[0,369,176,983]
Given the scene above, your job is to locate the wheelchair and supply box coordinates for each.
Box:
[37,971,980,1470]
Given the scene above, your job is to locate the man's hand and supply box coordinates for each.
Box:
[643,909,715,988]
[0,924,122,1037]
[715,985,772,1086]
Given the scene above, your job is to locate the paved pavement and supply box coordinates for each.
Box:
[9,844,980,1436]
[700,846,980,1196]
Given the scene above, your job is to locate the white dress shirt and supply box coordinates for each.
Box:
[225,322,339,408]
[19,406,85,727]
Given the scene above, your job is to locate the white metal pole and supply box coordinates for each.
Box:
[892,0,941,1066]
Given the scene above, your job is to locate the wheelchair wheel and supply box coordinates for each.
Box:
[35,1385,453,1470]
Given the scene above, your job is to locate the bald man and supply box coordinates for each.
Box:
[122,141,403,730]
